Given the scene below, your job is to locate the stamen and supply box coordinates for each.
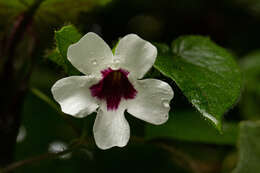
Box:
[90,68,137,110]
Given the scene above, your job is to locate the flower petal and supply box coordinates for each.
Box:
[93,104,130,149]
[51,76,99,118]
[67,32,113,76]
[114,34,157,79]
[127,79,174,125]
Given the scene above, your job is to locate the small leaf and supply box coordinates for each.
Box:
[55,25,82,58]
[47,25,82,75]
[154,36,242,130]
[145,110,238,145]
[47,48,66,66]
[47,48,80,75]
[232,121,260,173]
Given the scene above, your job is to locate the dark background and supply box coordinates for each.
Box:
[0,0,260,172]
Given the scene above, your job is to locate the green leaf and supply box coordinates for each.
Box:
[55,25,82,58]
[47,48,66,66]
[232,121,260,173]
[154,36,242,131]
[145,110,238,145]
[47,25,82,75]
[47,48,81,75]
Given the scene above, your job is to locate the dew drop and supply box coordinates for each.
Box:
[191,99,200,104]
[111,58,121,69]
[113,58,120,64]
[162,99,170,108]
[91,59,97,65]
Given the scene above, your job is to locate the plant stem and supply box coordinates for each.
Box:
[0,143,80,173]
[30,88,59,111]
[30,88,81,136]
[0,0,45,167]
[130,136,203,173]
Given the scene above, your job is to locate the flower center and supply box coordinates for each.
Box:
[90,68,137,110]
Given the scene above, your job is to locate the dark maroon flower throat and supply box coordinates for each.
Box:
[90,68,137,110]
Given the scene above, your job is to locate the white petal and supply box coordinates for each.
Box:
[51,76,99,118]
[114,34,157,79]
[67,32,113,76]
[93,104,130,150]
[127,79,174,125]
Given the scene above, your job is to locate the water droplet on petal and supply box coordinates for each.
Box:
[112,58,121,69]
[91,59,97,65]
[161,99,170,108]
[113,58,120,64]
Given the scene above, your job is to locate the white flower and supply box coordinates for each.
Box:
[51,33,174,149]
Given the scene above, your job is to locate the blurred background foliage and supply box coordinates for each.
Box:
[0,0,260,173]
